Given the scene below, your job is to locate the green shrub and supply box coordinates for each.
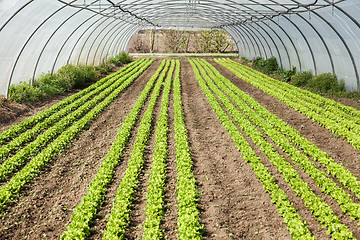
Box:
[95,66,108,74]
[55,65,78,90]
[56,64,97,89]
[263,57,278,74]
[252,56,279,74]
[117,51,132,64]
[9,64,98,103]
[252,57,264,70]
[281,67,296,82]
[291,71,313,87]
[78,65,97,84]
[308,72,344,93]
[240,56,250,64]
[34,73,65,95]
[99,61,113,73]
[106,52,132,67]
[8,81,45,103]
[107,56,121,67]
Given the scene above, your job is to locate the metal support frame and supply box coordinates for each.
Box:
[1,0,360,95]
[5,0,78,97]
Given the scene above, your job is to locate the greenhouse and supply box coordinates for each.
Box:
[1,0,360,239]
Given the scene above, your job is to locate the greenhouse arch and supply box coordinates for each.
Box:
[1,0,360,96]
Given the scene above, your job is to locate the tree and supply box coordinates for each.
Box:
[148,29,155,53]
[195,30,233,53]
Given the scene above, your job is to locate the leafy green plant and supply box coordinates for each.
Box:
[230,58,360,150]
[175,59,203,240]
[205,58,360,224]
[252,56,279,74]
[8,81,45,103]
[308,72,345,93]
[0,60,147,181]
[291,71,313,86]
[217,57,360,166]
[117,51,132,64]
[189,58,315,240]
[33,73,64,95]
[263,56,279,74]
[282,67,296,82]
[0,59,143,145]
[61,59,161,240]
[0,59,153,211]
[240,56,250,64]
[143,60,175,239]
[103,60,171,240]
[95,65,109,74]
[56,64,96,89]
[9,64,98,103]
[252,56,264,69]
[107,51,132,67]
[107,56,120,67]
[199,58,356,239]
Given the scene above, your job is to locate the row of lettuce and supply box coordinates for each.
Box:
[0,58,153,208]
[190,58,360,239]
[60,59,203,239]
[8,51,132,103]
[216,59,360,218]
[218,59,360,153]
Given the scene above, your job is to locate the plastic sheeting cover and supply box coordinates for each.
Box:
[0,0,359,96]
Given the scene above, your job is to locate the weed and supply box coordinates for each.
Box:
[291,71,313,87]
[253,56,279,74]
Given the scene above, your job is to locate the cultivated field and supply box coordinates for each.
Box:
[0,57,360,239]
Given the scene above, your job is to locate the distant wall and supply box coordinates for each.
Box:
[128,29,237,53]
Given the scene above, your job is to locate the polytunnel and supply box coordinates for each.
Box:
[0,0,360,97]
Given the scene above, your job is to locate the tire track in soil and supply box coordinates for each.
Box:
[181,59,291,239]
[209,58,360,238]
[160,85,179,239]
[0,60,160,240]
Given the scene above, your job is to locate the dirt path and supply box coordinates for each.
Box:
[160,85,179,239]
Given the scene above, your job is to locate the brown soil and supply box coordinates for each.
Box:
[160,88,179,239]
[0,57,360,239]
[0,91,79,128]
